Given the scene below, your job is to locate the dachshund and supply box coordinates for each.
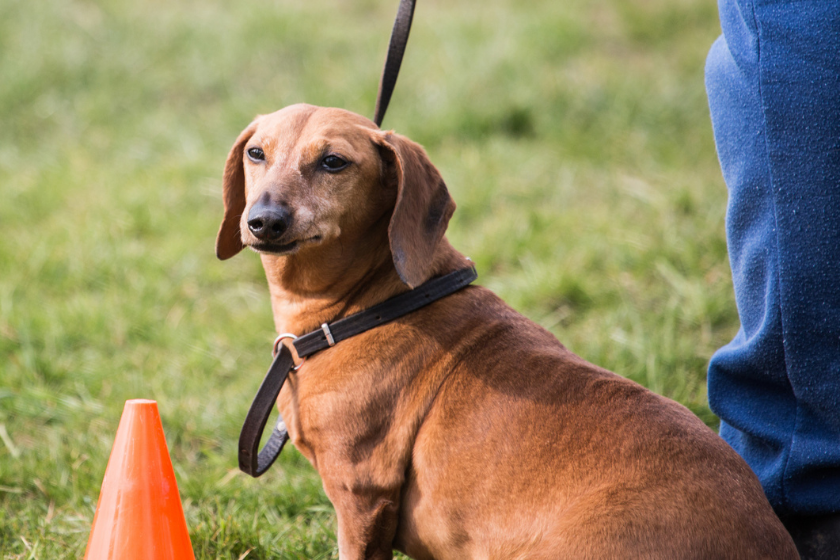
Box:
[216,103,798,560]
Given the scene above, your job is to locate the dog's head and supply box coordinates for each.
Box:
[216,104,455,288]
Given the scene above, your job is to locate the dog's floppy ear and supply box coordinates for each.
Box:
[375,132,456,288]
[216,119,260,260]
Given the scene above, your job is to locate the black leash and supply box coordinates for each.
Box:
[239,266,477,477]
[238,0,427,478]
[373,0,417,127]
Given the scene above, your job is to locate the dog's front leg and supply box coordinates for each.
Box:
[325,479,401,560]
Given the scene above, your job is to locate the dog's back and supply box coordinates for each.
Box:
[394,286,797,559]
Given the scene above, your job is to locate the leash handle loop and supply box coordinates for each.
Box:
[373,0,417,127]
[238,345,294,477]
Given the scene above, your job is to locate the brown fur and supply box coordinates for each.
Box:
[217,104,798,559]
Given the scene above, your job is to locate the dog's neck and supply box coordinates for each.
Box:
[259,237,468,336]
[260,243,402,335]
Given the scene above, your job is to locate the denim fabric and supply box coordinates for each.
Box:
[705,0,840,515]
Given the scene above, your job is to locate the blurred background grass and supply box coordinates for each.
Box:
[0,0,731,557]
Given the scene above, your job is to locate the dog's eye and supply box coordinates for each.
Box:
[321,155,349,172]
[247,147,265,162]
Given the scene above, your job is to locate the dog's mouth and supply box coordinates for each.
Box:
[248,236,322,255]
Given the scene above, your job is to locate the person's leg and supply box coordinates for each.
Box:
[705,0,840,548]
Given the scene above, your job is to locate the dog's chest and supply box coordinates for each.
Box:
[276,329,438,465]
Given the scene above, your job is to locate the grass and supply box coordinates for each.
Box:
[0,0,729,557]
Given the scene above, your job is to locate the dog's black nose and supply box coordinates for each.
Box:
[247,202,292,242]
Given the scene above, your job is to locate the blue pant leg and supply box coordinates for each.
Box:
[706,0,840,516]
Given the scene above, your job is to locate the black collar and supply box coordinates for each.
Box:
[238,265,478,477]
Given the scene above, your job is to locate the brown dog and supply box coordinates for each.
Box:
[216,104,798,559]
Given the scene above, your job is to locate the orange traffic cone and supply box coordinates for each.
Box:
[84,399,195,560]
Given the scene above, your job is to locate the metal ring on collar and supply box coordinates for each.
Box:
[272,333,305,371]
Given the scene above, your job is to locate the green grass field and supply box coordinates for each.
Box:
[0,0,731,557]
